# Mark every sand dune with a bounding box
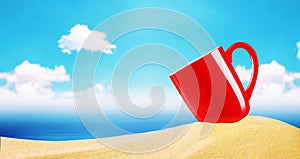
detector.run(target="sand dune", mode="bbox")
[0,116,299,159]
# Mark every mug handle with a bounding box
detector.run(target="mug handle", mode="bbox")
[225,42,259,100]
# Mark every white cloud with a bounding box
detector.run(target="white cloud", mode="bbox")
[0,61,69,97]
[235,65,252,82]
[95,83,104,92]
[0,60,111,114]
[0,61,73,112]
[58,24,116,54]
[235,60,300,112]
[74,83,105,98]
[297,42,300,59]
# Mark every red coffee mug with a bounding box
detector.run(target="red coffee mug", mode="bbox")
[170,42,258,123]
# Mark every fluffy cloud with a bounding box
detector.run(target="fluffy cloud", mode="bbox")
[74,83,105,98]
[58,24,116,54]
[0,61,72,111]
[0,60,110,113]
[235,60,300,112]
[297,42,300,59]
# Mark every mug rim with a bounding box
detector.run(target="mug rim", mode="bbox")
[169,46,221,76]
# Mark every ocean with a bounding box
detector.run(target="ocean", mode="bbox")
[0,112,299,141]
[0,113,196,141]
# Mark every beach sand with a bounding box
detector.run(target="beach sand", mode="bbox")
[0,116,299,159]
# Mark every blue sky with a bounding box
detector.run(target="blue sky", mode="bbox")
[0,0,300,72]
[0,0,300,125]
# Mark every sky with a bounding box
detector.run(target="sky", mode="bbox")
[0,0,300,125]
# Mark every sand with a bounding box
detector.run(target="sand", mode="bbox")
[0,116,299,159]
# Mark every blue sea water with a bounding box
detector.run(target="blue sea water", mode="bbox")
[0,112,299,141]
[0,112,196,141]
[0,114,93,141]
